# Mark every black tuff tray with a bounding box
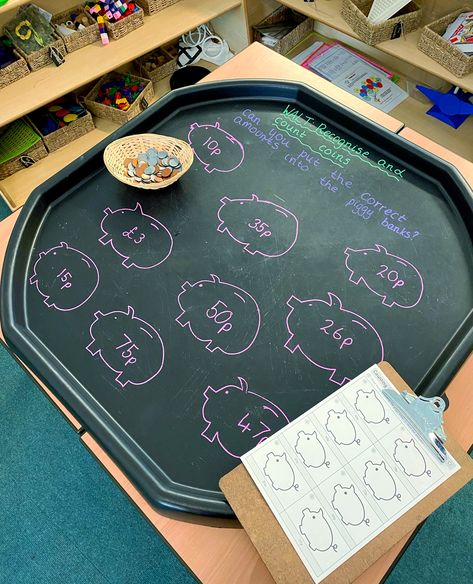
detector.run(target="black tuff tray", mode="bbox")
[1,81,472,517]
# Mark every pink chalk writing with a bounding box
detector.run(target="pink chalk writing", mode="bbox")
[176,274,261,356]
[217,194,299,258]
[201,376,289,458]
[344,244,424,309]
[188,121,245,174]
[284,292,384,386]
[29,241,99,311]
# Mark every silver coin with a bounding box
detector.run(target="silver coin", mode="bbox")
[145,165,155,174]
[157,150,168,159]
[168,157,181,168]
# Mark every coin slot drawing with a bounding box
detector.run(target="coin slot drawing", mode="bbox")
[201,377,289,458]
[331,484,370,526]
[355,388,389,424]
[263,452,299,491]
[344,244,424,309]
[99,202,173,270]
[29,242,100,312]
[86,305,165,387]
[325,409,361,446]
[295,430,330,468]
[299,508,338,552]
[363,460,401,501]
[393,438,431,477]
[188,121,245,174]
[284,292,384,386]
[176,274,261,356]
[216,194,299,258]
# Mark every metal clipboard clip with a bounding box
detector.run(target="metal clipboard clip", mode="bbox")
[382,388,449,463]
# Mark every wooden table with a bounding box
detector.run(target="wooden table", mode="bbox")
[0,43,471,584]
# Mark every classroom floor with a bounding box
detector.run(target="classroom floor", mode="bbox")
[0,199,471,584]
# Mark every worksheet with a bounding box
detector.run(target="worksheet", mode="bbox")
[241,365,460,583]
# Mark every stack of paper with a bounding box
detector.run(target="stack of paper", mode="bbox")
[368,0,411,24]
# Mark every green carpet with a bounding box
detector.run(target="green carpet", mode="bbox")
[0,201,471,584]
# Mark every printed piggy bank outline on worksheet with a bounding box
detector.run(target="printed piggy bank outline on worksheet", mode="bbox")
[263,452,298,491]
[325,410,360,446]
[284,292,384,386]
[99,202,173,270]
[87,305,165,387]
[331,484,369,526]
[355,389,389,424]
[188,121,245,174]
[299,508,337,552]
[29,241,99,311]
[295,430,330,468]
[176,274,261,356]
[201,376,290,458]
[344,244,424,309]
[363,461,400,501]
[217,194,299,258]
[393,438,430,477]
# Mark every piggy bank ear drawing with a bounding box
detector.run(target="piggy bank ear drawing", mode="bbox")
[342,411,348,418]
[282,453,288,460]
[409,438,415,445]
[381,461,387,469]
[302,508,310,517]
[349,485,355,492]
[267,452,275,460]
[395,438,401,445]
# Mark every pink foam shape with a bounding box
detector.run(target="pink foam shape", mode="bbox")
[187,121,245,174]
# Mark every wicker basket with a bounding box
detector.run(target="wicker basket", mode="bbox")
[84,72,154,124]
[104,134,193,190]
[253,6,312,55]
[134,44,178,83]
[6,30,66,72]
[52,5,100,53]
[0,47,30,89]
[341,0,422,45]
[105,6,145,40]
[29,110,95,153]
[0,120,48,180]
[137,0,181,15]
[418,8,473,77]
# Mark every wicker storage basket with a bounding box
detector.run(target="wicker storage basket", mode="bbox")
[134,44,178,83]
[0,46,29,89]
[52,5,100,53]
[104,133,193,190]
[418,8,473,77]
[253,6,312,55]
[137,0,181,15]
[105,6,145,40]
[6,30,66,72]
[84,72,154,124]
[29,110,95,153]
[0,120,48,180]
[341,0,422,45]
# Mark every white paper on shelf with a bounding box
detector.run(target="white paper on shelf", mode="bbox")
[242,365,460,584]
[367,0,411,24]
[292,41,324,65]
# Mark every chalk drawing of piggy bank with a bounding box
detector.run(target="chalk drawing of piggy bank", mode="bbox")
[325,410,360,446]
[393,438,430,477]
[355,389,389,424]
[284,292,384,386]
[217,194,299,258]
[363,461,400,501]
[344,244,424,309]
[201,377,289,458]
[29,241,99,311]
[99,202,173,270]
[295,430,329,468]
[176,274,261,355]
[263,452,298,491]
[87,305,165,387]
[332,484,369,526]
[188,121,244,174]
[299,508,337,552]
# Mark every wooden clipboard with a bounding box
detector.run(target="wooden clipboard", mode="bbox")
[219,362,473,584]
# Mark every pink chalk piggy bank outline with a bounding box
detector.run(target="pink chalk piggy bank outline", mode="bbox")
[284,292,385,386]
[344,244,424,309]
[201,376,290,458]
[99,202,173,270]
[29,241,100,312]
[187,121,245,174]
[86,305,165,387]
[176,274,261,356]
[216,194,300,258]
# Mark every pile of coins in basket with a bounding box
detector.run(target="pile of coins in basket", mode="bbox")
[124,147,182,184]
